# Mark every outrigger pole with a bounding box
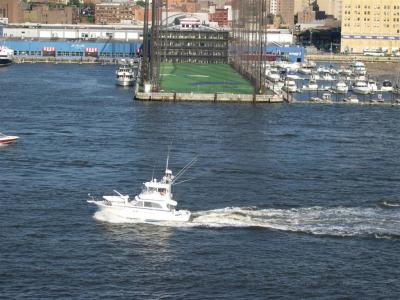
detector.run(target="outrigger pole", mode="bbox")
[173,156,198,184]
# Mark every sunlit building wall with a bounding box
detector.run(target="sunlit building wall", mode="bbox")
[341,0,400,54]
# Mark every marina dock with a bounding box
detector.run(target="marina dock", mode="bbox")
[305,54,400,63]
[135,92,283,103]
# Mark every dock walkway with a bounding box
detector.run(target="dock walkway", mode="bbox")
[305,54,400,63]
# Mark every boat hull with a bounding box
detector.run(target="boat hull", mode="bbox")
[90,201,191,223]
[334,87,349,94]
[381,87,393,92]
[352,88,370,95]
[0,59,13,67]
[116,79,135,86]
[282,86,297,93]
[0,136,19,145]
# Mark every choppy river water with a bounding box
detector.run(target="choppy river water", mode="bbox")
[1,64,400,299]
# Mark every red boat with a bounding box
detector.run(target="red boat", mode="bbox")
[0,132,19,145]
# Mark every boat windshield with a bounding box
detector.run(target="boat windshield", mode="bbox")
[143,186,167,195]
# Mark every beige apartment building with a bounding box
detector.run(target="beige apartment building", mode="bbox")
[341,0,400,54]
[279,0,295,27]
[293,0,308,15]
[318,0,342,20]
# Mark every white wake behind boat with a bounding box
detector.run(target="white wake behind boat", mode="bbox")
[0,132,19,145]
[88,155,195,223]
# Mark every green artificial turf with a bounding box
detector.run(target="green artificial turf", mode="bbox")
[159,63,255,94]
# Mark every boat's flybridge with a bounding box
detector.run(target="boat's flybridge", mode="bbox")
[134,169,178,209]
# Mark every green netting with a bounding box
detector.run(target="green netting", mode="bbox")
[159,63,255,94]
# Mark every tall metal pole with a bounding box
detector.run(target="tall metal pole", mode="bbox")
[150,0,156,81]
[141,0,150,89]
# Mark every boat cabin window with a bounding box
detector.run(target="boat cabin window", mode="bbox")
[144,187,157,193]
[158,188,166,195]
[143,202,162,209]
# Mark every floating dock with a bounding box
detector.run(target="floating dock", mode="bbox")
[292,100,400,106]
[305,54,400,63]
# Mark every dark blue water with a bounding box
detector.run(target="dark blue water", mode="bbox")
[1,64,400,299]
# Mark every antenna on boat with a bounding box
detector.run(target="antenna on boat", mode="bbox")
[165,142,172,171]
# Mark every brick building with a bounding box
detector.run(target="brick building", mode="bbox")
[95,3,121,24]
[209,8,228,27]
[0,0,23,23]
[95,2,142,25]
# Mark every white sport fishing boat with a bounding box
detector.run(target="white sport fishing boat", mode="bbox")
[88,154,195,223]
[0,132,19,145]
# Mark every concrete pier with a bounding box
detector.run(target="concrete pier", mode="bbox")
[135,92,283,103]
[15,57,119,65]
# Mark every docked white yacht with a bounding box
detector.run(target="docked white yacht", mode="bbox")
[352,81,370,94]
[116,64,135,86]
[0,46,14,67]
[265,70,281,82]
[338,66,352,76]
[381,80,393,92]
[368,80,378,93]
[285,70,301,80]
[301,60,316,69]
[282,80,297,93]
[88,156,194,223]
[302,76,318,91]
[298,67,312,75]
[333,81,349,94]
[276,61,300,72]
[321,72,335,81]
[350,61,367,75]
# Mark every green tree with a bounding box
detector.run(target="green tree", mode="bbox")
[136,0,145,7]
[69,0,81,7]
